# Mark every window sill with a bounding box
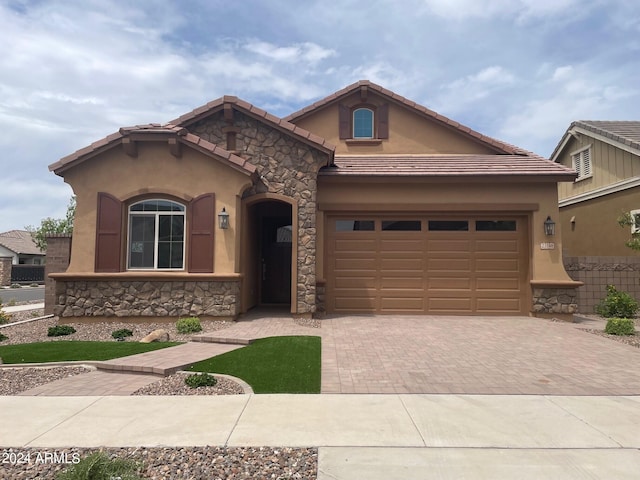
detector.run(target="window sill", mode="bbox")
[345,139,383,146]
[574,174,593,183]
[49,272,243,281]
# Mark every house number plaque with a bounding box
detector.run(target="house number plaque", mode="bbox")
[540,242,555,250]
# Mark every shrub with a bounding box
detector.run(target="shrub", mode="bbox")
[0,332,7,342]
[48,325,77,337]
[185,372,217,388]
[176,316,202,334]
[112,328,134,340]
[595,285,639,319]
[605,318,636,336]
[30,282,39,287]
[0,300,10,325]
[56,451,141,480]
[10,283,21,289]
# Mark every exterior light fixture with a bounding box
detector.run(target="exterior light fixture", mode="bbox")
[544,216,555,236]
[218,207,229,229]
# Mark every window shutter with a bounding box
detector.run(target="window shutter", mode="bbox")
[95,193,122,272]
[338,103,350,139]
[378,103,389,139]
[188,193,215,273]
[583,149,591,176]
[572,153,581,178]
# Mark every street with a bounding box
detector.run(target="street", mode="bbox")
[0,286,44,304]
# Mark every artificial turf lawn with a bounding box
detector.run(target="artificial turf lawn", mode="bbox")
[188,335,321,394]
[0,341,181,364]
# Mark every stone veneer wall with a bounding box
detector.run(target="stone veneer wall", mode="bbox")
[190,111,329,315]
[532,288,578,315]
[0,257,11,287]
[315,281,326,315]
[564,256,640,313]
[54,280,241,319]
[44,235,72,315]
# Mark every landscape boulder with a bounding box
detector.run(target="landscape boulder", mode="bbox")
[139,329,170,343]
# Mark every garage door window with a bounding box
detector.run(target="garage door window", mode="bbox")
[428,220,469,231]
[381,220,421,231]
[336,220,375,231]
[476,220,517,231]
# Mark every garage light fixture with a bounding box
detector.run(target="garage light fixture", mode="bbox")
[544,216,555,236]
[218,207,230,229]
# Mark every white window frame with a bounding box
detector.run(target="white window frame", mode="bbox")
[127,199,186,270]
[571,145,592,182]
[631,209,640,235]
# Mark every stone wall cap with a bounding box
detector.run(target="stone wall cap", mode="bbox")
[530,280,584,288]
[49,272,243,281]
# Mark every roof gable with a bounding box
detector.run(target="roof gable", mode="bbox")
[49,124,257,177]
[170,96,335,156]
[551,120,640,162]
[285,80,526,156]
[0,230,43,255]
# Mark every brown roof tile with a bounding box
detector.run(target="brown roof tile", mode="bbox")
[550,120,640,161]
[320,154,576,180]
[284,80,526,155]
[0,230,43,255]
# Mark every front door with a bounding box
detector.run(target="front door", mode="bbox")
[261,216,292,304]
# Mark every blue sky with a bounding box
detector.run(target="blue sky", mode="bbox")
[1,0,638,233]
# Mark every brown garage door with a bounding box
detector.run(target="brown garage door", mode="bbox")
[326,216,528,315]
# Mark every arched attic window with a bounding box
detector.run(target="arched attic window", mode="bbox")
[353,108,374,138]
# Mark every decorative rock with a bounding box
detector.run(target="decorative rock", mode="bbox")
[140,329,170,343]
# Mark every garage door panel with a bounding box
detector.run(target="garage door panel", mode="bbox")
[428,258,471,272]
[476,239,519,253]
[335,277,377,289]
[476,277,520,291]
[334,238,377,252]
[428,297,473,312]
[381,258,424,270]
[380,239,423,252]
[476,298,521,313]
[381,277,423,289]
[380,297,425,311]
[427,239,470,252]
[334,297,378,311]
[334,258,376,270]
[475,259,519,272]
[428,277,472,291]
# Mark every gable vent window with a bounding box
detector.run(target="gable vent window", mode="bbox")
[572,146,592,181]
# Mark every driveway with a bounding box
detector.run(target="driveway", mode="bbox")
[224,313,640,395]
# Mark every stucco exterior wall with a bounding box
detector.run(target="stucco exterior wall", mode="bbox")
[62,142,253,274]
[293,98,498,155]
[560,187,640,257]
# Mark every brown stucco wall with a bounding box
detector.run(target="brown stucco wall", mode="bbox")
[293,97,498,155]
[560,187,640,257]
[62,142,253,274]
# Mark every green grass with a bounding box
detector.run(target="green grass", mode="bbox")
[0,341,180,364]
[188,336,321,394]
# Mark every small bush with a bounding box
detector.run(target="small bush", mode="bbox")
[10,283,21,288]
[0,332,7,342]
[112,328,134,340]
[596,285,639,319]
[176,316,202,334]
[605,318,636,336]
[56,451,142,480]
[6,298,16,307]
[0,300,10,325]
[30,282,39,287]
[185,372,217,389]
[48,325,77,337]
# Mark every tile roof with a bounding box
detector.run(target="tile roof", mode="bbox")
[170,96,335,155]
[0,230,43,255]
[49,124,256,177]
[284,80,526,156]
[320,154,576,180]
[550,120,640,161]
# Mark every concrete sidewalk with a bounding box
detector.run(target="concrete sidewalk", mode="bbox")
[1,394,639,478]
[2,302,44,313]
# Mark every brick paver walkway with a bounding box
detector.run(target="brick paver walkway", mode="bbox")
[13,313,640,396]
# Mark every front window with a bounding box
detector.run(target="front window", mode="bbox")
[128,199,185,269]
[353,108,374,138]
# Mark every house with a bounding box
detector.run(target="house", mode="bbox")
[0,230,45,265]
[551,121,640,312]
[47,80,580,321]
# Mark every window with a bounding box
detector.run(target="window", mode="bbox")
[128,199,185,269]
[572,146,592,181]
[428,220,469,231]
[476,220,517,231]
[353,108,374,138]
[336,220,375,231]
[381,220,421,231]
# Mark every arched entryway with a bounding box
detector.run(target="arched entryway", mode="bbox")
[242,197,295,312]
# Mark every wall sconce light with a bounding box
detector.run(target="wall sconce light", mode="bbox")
[218,207,229,229]
[544,216,555,236]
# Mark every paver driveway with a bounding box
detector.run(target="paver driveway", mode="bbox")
[217,313,640,395]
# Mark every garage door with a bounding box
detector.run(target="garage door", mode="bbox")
[326,216,528,315]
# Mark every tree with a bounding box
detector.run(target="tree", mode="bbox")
[617,211,640,251]
[26,196,76,251]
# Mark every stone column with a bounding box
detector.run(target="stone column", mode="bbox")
[45,235,72,315]
[0,257,11,287]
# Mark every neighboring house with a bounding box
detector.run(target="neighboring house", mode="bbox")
[48,80,579,321]
[551,121,640,312]
[0,230,45,264]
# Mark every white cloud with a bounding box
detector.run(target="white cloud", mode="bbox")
[422,0,582,22]
[244,41,336,65]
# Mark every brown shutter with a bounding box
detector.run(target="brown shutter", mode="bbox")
[338,103,350,139]
[95,193,122,272]
[188,193,215,273]
[378,103,389,139]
